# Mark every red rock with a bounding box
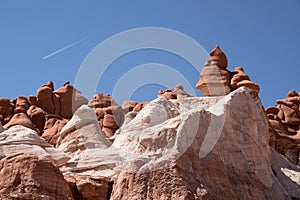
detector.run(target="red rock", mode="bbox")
[36,81,55,114]
[64,174,112,200]
[27,95,37,105]
[42,114,68,146]
[158,88,177,99]
[196,46,232,96]
[267,90,300,164]
[230,67,250,89]
[0,98,13,125]
[14,96,30,113]
[88,93,117,108]
[122,100,138,113]
[27,105,46,134]
[133,102,149,112]
[55,81,88,119]
[103,114,118,129]
[95,108,105,120]
[3,113,36,131]
[0,153,73,199]
[101,126,116,138]
[209,45,228,68]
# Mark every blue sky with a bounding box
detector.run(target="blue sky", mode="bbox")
[0,1,299,108]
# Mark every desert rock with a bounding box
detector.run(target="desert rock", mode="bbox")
[0,125,69,166]
[3,112,36,131]
[196,45,232,96]
[54,81,88,119]
[0,98,14,125]
[0,153,73,199]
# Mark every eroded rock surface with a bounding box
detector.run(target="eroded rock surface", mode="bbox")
[196,45,232,96]
[111,87,295,199]
[267,90,300,165]
[0,153,73,200]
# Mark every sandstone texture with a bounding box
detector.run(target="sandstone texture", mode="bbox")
[0,58,299,199]
[196,45,260,97]
[88,93,124,138]
[267,90,300,165]
[110,87,299,200]
[0,153,73,200]
[196,45,232,96]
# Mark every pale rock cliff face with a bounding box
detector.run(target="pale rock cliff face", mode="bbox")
[0,125,69,166]
[110,87,298,200]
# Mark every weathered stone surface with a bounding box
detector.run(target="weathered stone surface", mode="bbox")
[0,125,69,166]
[14,96,29,113]
[196,45,232,96]
[27,105,46,134]
[56,105,111,156]
[42,114,68,146]
[36,81,55,114]
[267,90,300,165]
[0,153,73,200]
[110,87,299,199]
[4,112,37,131]
[88,94,124,138]
[54,81,88,119]
[122,100,138,113]
[133,102,149,112]
[64,174,112,200]
[158,88,177,99]
[209,45,228,68]
[0,98,13,125]
[88,93,117,109]
[230,67,260,95]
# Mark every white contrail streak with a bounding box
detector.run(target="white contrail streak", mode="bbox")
[43,37,87,59]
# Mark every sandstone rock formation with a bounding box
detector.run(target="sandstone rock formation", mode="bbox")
[267,90,300,164]
[0,153,73,199]
[110,87,299,199]
[88,93,124,138]
[0,125,69,166]
[54,81,88,119]
[0,84,299,199]
[0,98,13,125]
[158,88,177,99]
[122,100,138,114]
[196,45,232,96]
[231,67,260,95]
[196,46,260,97]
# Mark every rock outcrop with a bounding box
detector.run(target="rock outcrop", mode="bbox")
[0,125,69,166]
[0,153,73,199]
[110,87,299,199]
[196,45,232,96]
[267,90,300,165]
[88,93,124,138]
[231,67,260,95]
[196,45,260,97]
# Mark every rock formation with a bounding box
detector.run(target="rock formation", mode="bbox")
[196,45,232,96]
[0,125,69,166]
[0,98,14,125]
[231,67,260,95]
[0,45,299,199]
[0,153,73,199]
[110,87,299,199]
[196,45,260,97]
[267,90,300,164]
[88,93,124,138]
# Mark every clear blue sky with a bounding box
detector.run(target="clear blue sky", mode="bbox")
[1,1,299,108]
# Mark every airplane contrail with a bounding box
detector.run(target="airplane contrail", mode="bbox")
[43,37,87,59]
